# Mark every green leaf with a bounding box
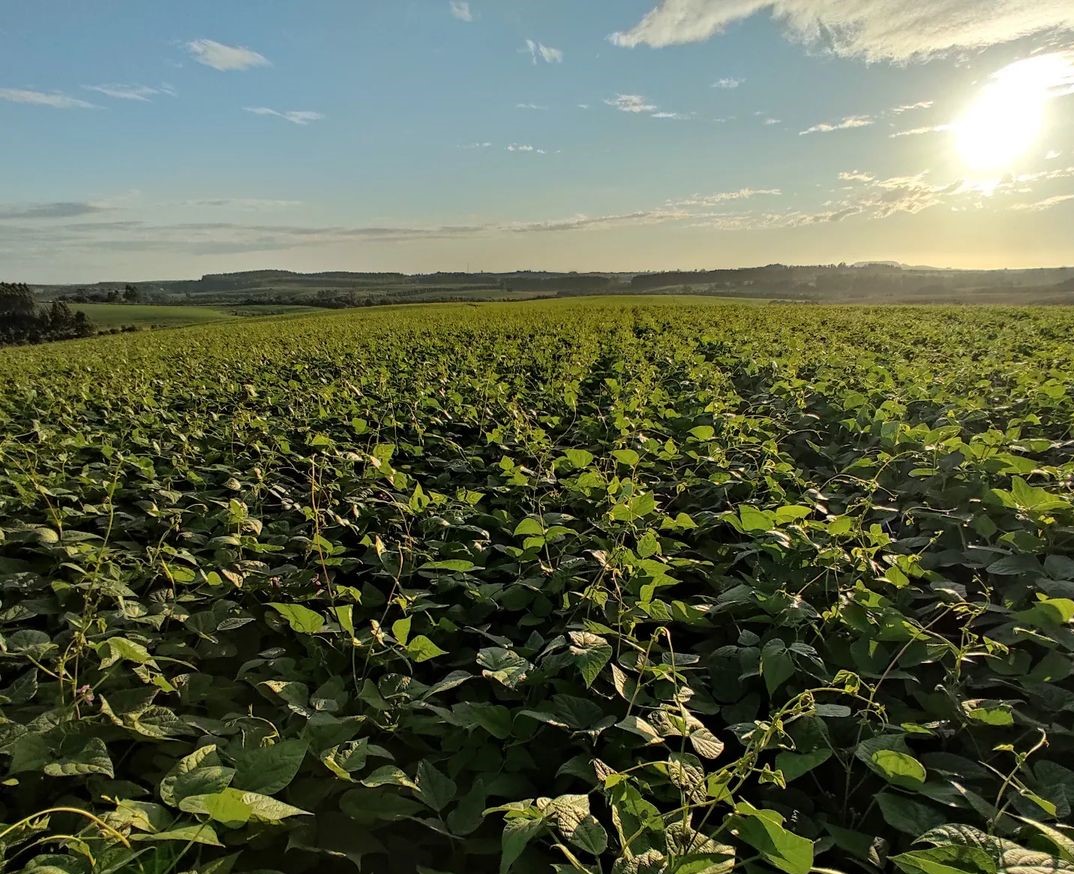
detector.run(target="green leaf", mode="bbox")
[513,518,545,536]
[361,765,418,790]
[180,789,253,828]
[131,823,225,847]
[962,700,1015,727]
[42,736,114,778]
[415,759,457,812]
[420,559,478,573]
[739,505,774,532]
[567,631,612,688]
[455,702,513,739]
[96,636,155,668]
[477,647,531,688]
[392,616,412,645]
[731,802,814,874]
[1016,598,1074,628]
[408,634,447,663]
[875,793,946,835]
[870,749,928,789]
[230,739,307,795]
[500,814,545,874]
[563,448,594,469]
[892,846,997,874]
[762,640,795,695]
[775,749,831,783]
[267,602,325,634]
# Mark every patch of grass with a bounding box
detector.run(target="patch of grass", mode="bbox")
[73,303,233,328]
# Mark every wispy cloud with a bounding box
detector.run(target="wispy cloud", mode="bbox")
[608,0,1074,62]
[460,141,493,149]
[244,107,324,125]
[838,170,875,183]
[0,201,107,220]
[525,40,563,64]
[516,102,548,110]
[83,83,172,102]
[605,94,657,114]
[604,93,692,119]
[763,117,781,125]
[174,198,302,210]
[889,123,950,138]
[712,77,744,89]
[799,114,874,135]
[891,100,934,114]
[507,143,547,154]
[668,187,782,207]
[449,1,473,21]
[1012,193,1074,211]
[0,88,96,109]
[186,39,270,71]
[1045,150,1062,160]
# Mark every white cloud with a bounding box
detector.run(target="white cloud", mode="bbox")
[670,187,782,207]
[763,117,782,125]
[605,93,658,113]
[186,39,270,71]
[892,100,934,114]
[0,88,96,109]
[608,0,1074,61]
[1045,149,1062,160]
[516,102,548,110]
[507,143,547,154]
[244,107,324,125]
[525,40,564,64]
[460,141,493,149]
[604,93,692,118]
[1012,193,1074,211]
[712,77,744,88]
[838,170,875,182]
[449,1,473,22]
[889,123,950,138]
[83,83,169,102]
[578,103,590,109]
[799,114,874,135]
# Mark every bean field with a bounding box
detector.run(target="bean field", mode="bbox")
[1,299,1073,874]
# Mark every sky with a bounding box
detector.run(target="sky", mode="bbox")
[2,0,1074,282]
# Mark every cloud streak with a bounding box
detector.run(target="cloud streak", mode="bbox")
[604,93,691,119]
[186,39,270,71]
[525,40,563,64]
[244,107,325,125]
[0,88,96,109]
[0,202,107,220]
[799,114,874,135]
[83,83,171,102]
[609,0,1074,61]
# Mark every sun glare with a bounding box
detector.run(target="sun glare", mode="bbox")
[952,53,1073,175]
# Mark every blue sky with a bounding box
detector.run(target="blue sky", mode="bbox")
[2,0,1074,281]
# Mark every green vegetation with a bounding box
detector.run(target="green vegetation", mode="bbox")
[1,282,93,346]
[71,303,235,328]
[1,299,1073,874]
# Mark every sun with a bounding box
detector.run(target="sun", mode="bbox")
[952,54,1071,174]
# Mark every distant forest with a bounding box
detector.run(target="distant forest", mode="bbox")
[28,262,1074,309]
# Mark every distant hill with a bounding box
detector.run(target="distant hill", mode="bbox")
[29,263,1074,307]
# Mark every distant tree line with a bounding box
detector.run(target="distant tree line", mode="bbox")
[57,284,142,304]
[1,282,95,345]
